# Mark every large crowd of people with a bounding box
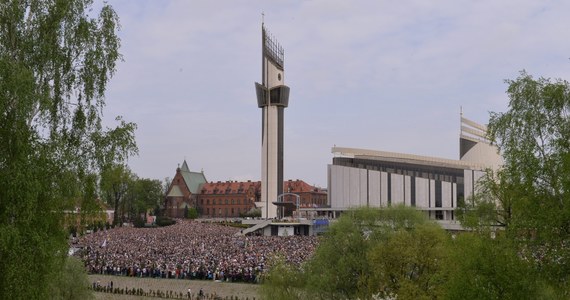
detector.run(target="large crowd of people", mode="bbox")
[73,220,319,283]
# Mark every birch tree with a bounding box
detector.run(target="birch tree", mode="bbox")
[0,1,136,297]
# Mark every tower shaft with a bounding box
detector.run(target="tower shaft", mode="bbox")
[255,24,290,219]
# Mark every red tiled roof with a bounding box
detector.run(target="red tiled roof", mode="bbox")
[199,179,324,194]
[284,179,325,193]
[200,180,260,194]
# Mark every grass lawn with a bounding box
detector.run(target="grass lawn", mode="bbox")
[89,274,259,299]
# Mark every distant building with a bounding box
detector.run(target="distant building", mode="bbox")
[163,160,326,219]
[279,180,328,218]
[163,160,207,218]
[327,115,502,229]
[197,180,261,218]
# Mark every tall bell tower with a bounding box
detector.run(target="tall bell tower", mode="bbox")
[254,23,290,219]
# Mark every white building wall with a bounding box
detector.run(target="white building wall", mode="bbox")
[349,167,360,207]
[473,170,485,194]
[442,181,452,208]
[328,165,335,206]
[404,176,412,206]
[360,169,368,206]
[327,140,499,225]
[452,182,457,208]
[328,165,336,207]
[415,177,429,208]
[391,174,404,205]
[381,172,388,207]
[343,166,351,208]
[333,165,340,208]
[369,170,381,207]
[464,169,473,200]
[461,141,502,171]
[429,180,436,208]
[330,165,344,208]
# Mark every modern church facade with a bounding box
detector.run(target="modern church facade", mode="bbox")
[327,115,502,228]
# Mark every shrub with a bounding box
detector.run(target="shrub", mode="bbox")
[49,257,94,299]
[133,216,145,228]
[155,216,176,227]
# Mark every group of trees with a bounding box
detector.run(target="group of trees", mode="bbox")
[261,206,450,300]
[261,206,513,300]
[99,164,163,226]
[262,208,558,300]
[0,0,140,298]
[262,71,570,299]
[456,71,570,297]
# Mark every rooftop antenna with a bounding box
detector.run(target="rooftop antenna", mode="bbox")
[262,11,265,24]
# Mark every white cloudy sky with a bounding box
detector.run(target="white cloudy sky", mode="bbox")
[96,0,570,187]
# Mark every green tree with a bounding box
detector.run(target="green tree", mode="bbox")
[186,206,199,219]
[262,206,449,300]
[49,257,94,300]
[459,70,570,297]
[365,223,448,300]
[455,170,517,231]
[0,1,134,297]
[260,255,306,300]
[78,172,104,229]
[100,163,134,226]
[488,71,570,290]
[132,178,163,217]
[162,177,171,195]
[443,233,539,300]
[303,208,379,300]
[113,176,162,224]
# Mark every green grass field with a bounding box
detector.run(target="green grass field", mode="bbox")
[89,274,259,299]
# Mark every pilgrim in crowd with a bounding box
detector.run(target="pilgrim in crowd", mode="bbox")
[74,220,319,283]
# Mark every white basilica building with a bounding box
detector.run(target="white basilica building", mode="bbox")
[327,115,502,230]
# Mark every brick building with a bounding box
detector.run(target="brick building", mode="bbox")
[164,161,327,219]
[281,179,328,216]
[164,160,207,218]
[196,179,327,218]
[197,180,261,218]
